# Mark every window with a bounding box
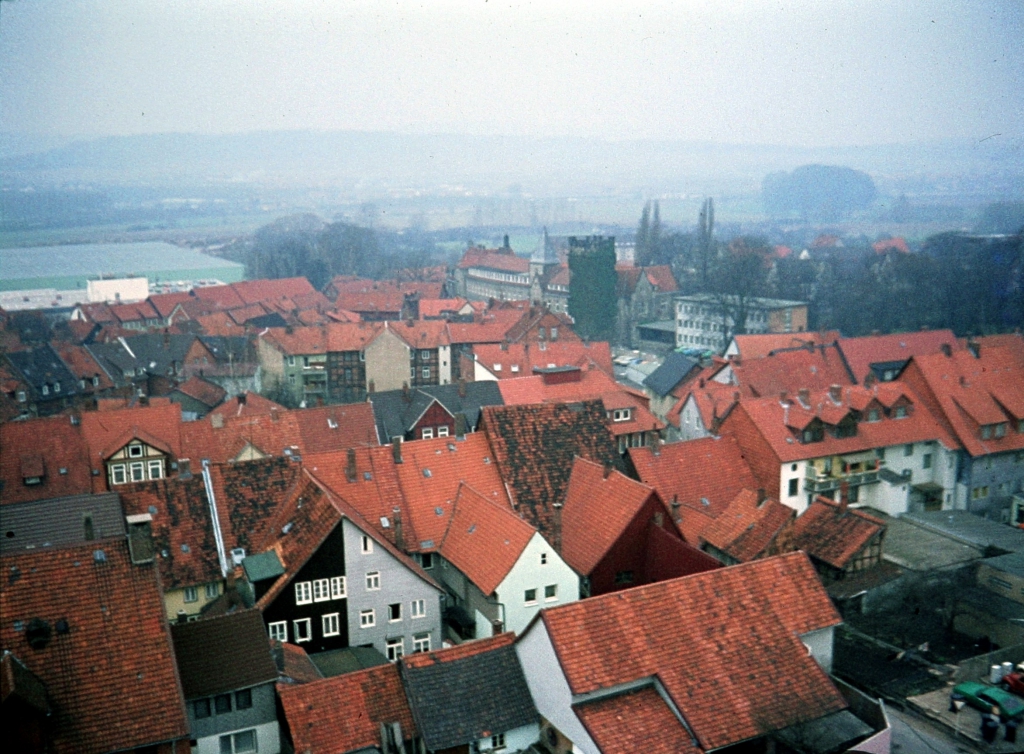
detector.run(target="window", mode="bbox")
[540,552,547,565]
[313,578,331,602]
[923,453,933,469]
[981,425,992,440]
[361,534,373,554]
[904,443,914,457]
[421,350,430,359]
[205,582,220,599]
[322,613,340,637]
[330,576,346,599]
[386,637,404,662]
[16,390,26,402]
[421,427,434,440]
[295,581,312,604]
[612,408,632,422]
[366,571,380,590]
[194,698,211,719]
[293,618,312,643]
[389,603,402,622]
[437,425,449,437]
[544,584,558,601]
[972,486,989,500]
[215,693,232,714]
[268,621,287,642]
[288,356,296,366]
[550,327,558,341]
[419,553,434,569]
[128,444,144,458]
[413,633,431,653]
[219,730,257,754]
[421,367,431,379]
[867,408,880,422]
[614,571,634,585]
[111,464,127,485]
[876,447,886,461]
[235,689,252,710]
[524,589,538,605]
[894,405,907,419]
[491,733,506,750]
[788,478,799,497]
[41,384,49,396]
[92,375,100,386]
[360,608,375,627]
[411,599,426,618]
[995,423,1007,438]
[183,586,198,603]
[147,460,163,479]
[130,462,145,482]
[53,382,61,393]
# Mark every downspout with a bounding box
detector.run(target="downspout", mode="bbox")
[201,459,230,578]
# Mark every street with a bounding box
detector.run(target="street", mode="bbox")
[889,706,984,754]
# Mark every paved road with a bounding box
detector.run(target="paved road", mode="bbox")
[889,706,982,754]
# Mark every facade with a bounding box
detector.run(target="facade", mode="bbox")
[454,233,569,312]
[615,264,678,347]
[675,293,808,353]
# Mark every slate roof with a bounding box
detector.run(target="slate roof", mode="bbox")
[401,633,537,751]
[643,352,699,398]
[561,457,667,576]
[789,497,885,570]
[439,485,537,596]
[87,333,209,382]
[481,401,624,547]
[837,329,960,384]
[699,489,795,563]
[0,541,190,754]
[242,549,285,583]
[271,640,323,684]
[170,610,278,699]
[278,663,416,754]
[574,686,700,754]
[5,344,80,398]
[370,381,504,441]
[0,493,124,556]
[539,552,845,752]
[0,415,93,504]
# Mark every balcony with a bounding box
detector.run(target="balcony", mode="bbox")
[805,467,880,493]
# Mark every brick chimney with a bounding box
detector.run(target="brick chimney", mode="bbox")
[346,448,357,483]
[392,436,403,464]
[392,507,404,550]
[670,494,681,522]
[839,481,849,513]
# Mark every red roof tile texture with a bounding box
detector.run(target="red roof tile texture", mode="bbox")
[474,341,613,378]
[789,497,885,570]
[457,247,530,273]
[541,552,845,751]
[575,686,700,754]
[729,331,842,360]
[715,343,855,398]
[838,329,961,384]
[173,375,227,407]
[699,489,795,563]
[0,542,190,754]
[402,630,516,670]
[439,485,537,595]
[0,416,93,504]
[278,663,416,754]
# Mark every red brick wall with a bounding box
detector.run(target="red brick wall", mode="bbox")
[413,401,456,439]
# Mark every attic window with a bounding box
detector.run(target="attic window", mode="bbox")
[867,409,880,422]
[423,469,432,478]
[981,425,992,439]
[893,406,907,419]
[363,471,372,481]
[128,444,144,458]
[493,364,502,371]
[994,423,1007,438]
[802,427,824,443]
[327,418,338,429]
[612,409,632,422]
[511,365,520,372]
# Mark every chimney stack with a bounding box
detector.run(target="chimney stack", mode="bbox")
[346,448,357,483]
[940,343,952,357]
[392,436,403,464]
[670,495,681,522]
[393,507,404,550]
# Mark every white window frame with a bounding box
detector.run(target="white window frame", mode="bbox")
[128,444,145,458]
[413,633,430,653]
[295,581,312,605]
[204,582,220,599]
[491,733,506,750]
[129,461,146,482]
[313,578,331,602]
[386,637,405,662]
[322,612,340,637]
[524,588,537,606]
[361,534,373,554]
[220,730,258,754]
[421,427,434,439]
[293,618,312,643]
[411,599,426,618]
[330,576,346,599]
[422,367,431,379]
[110,464,127,485]
[366,571,381,590]
[183,586,198,603]
[437,425,450,437]
[268,621,287,642]
[147,459,164,480]
[360,608,375,627]
[421,350,430,359]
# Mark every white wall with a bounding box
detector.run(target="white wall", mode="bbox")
[515,622,598,754]
[498,533,579,637]
[474,357,499,381]
[800,626,835,673]
[477,723,541,753]
[87,276,149,303]
[679,395,711,441]
[439,345,452,385]
[779,460,810,513]
[195,721,280,754]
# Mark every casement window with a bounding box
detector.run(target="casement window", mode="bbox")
[361,534,373,554]
[788,478,799,497]
[612,409,631,422]
[389,603,402,622]
[130,462,146,482]
[411,599,426,618]
[268,621,287,642]
[295,581,312,605]
[293,618,312,643]
[995,423,1007,438]
[867,408,880,422]
[544,584,558,601]
[419,553,434,569]
[330,576,346,599]
[524,589,537,605]
[437,425,449,437]
[204,582,220,599]
[41,384,50,396]
[235,689,252,710]
[219,730,257,754]
[128,444,144,458]
[16,390,26,402]
[421,427,434,440]
[360,608,375,627]
[491,733,507,750]
[386,637,404,662]
[421,350,430,359]
[366,571,380,590]
[111,464,128,485]
[215,693,232,714]
[147,460,164,479]
[422,367,431,379]
[288,356,296,366]
[922,453,933,469]
[540,553,548,565]
[322,613,340,637]
[313,578,331,602]
[183,586,198,603]
[904,444,914,457]
[194,699,211,719]
[894,406,907,419]
[413,633,431,653]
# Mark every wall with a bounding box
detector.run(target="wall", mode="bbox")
[515,622,599,754]
[780,460,810,514]
[588,497,667,596]
[977,561,1024,606]
[498,533,580,637]
[719,404,785,502]
[87,276,149,303]
[195,721,280,754]
[188,684,278,745]
[164,580,224,621]
[342,519,443,658]
[800,626,835,674]
[365,327,411,393]
[965,450,1024,521]
[476,723,541,754]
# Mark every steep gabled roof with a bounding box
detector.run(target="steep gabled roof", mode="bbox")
[370,381,504,441]
[0,416,92,504]
[171,610,278,699]
[838,329,960,384]
[457,247,530,273]
[575,686,700,754]
[231,277,316,305]
[714,343,855,398]
[79,400,184,468]
[644,265,678,293]
[171,375,227,408]
[5,344,80,397]
[482,401,623,546]
[278,663,416,754]
[439,485,537,596]
[729,331,842,360]
[561,457,667,576]
[474,341,613,379]
[206,392,286,421]
[401,633,537,751]
[699,489,795,563]
[539,552,845,752]
[643,352,699,398]
[0,541,190,753]
[789,497,885,570]
[389,319,450,349]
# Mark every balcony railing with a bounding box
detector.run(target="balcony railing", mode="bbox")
[805,469,880,493]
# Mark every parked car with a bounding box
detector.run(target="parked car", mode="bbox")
[1002,670,1024,697]
[952,681,1024,721]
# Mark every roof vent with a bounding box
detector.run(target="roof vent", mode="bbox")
[434,507,444,516]
[93,549,107,564]
[230,547,246,565]
[282,522,294,535]
[380,517,391,528]
[423,469,432,478]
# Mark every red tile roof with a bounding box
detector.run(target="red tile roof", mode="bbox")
[439,485,537,596]
[575,686,700,754]
[232,277,316,305]
[0,541,190,753]
[402,631,515,668]
[193,311,247,336]
[52,344,116,392]
[389,319,451,349]
[644,265,678,293]
[474,341,613,378]
[207,392,286,421]
[715,343,855,398]
[457,247,530,273]
[540,552,845,751]
[418,298,470,319]
[79,401,184,473]
[446,321,515,345]
[274,640,323,684]
[148,291,193,319]
[789,497,885,570]
[173,375,227,408]
[838,329,961,384]
[729,331,842,360]
[336,290,407,315]
[0,416,92,504]
[206,459,304,556]
[873,237,910,254]
[278,663,416,754]
[629,436,759,521]
[108,300,161,324]
[190,284,246,310]
[699,489,795,563]
[561,458,666,576]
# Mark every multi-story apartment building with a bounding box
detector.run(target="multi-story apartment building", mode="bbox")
[675,293,808,353]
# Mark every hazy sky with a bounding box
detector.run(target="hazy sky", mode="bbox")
[1,0,1021,147]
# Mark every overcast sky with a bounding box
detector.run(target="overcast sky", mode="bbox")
[1,0,1021,147]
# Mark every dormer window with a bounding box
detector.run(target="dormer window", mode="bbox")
[612,409,632,422]
[53,382,60,393]
[994,423,1007,438]
[128,444,144,458]
[893,406,907,419]
[41,384,50,396]
[802,425,824,443]
[981,425,992,440]
[867,409,880,422]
